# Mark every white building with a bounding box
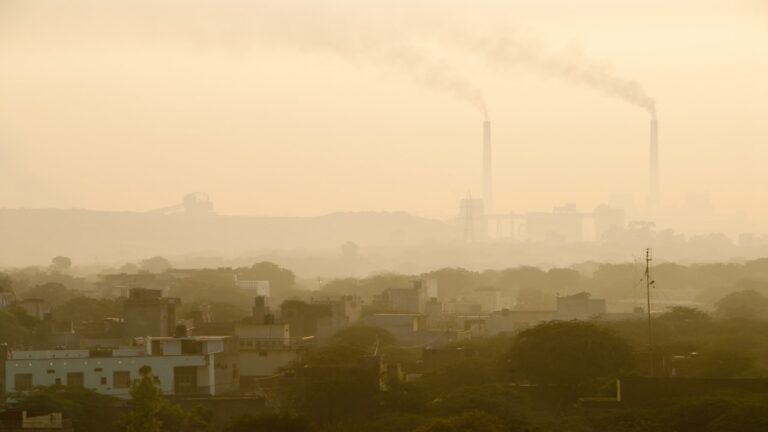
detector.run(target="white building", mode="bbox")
[2,336,238,399]
[0,292,16,309]
[235,322,303,391]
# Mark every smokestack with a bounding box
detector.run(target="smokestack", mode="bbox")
[649,112,659,209]
[483,120,492,213]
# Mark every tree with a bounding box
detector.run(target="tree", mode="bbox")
[715,290,768,320]
[0,307,32,345]
[224,413,315,432]
[330,325,397,350]
[127,366,164,432]
[53,297,122,324]
[0,272,12,292]
[239,262,295,291]
[508,321,633,397]
[13,385,120,432]
[658,306,710,323]
[125,366,212,432]
[413,411,506,432]
[140,256,172,274]
[51,256,72,272]
[21,282,76,307]
[430,385,529,430]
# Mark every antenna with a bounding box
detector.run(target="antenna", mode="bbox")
[645,248,655,376]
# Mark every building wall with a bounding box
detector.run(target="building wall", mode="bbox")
[362,314,423,344]
[4,337,237,398]
[124,301,170,338]
[235,323,289,342]
[4,352,207,398]
[239,350,298,378]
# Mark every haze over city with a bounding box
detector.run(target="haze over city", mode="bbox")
[5,4,768,431]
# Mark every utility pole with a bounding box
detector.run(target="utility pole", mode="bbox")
[645,248,655,377]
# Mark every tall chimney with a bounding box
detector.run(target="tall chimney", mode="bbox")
[649,112,659,209]
[483,120,492,213]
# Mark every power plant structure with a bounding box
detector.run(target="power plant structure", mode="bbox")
[482,120,492,213]
[463,108,658,242]
[649,110,659,210]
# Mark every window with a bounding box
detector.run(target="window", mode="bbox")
[113,371,131,389]
[67,372,84,388]
[100,377,107,385]
[55,378,62,385]
[14,374,32,391]
[259,352,268,357]
[46,369,55,374]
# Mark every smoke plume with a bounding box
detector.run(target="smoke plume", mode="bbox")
[454,34,655,115]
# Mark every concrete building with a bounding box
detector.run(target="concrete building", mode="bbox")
[557,292,607,319]
[525,204,583,242]
[280,295,361,343]
[98,273,172,298]
[0,292,16,309]
[373,281,423,313]
[475,286,501,313]
[485,292,607,335]
[235,277,270,296]
[18,298,51,320]
[445,302,483,315]
[235,321,303,391]
[2,336,238,399]
[123,288,180,339]
[362,314,429,346]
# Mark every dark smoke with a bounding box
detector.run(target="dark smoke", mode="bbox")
[455,34,655,115]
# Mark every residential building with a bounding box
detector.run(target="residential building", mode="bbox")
[2,336,238,399]
[557,292,607,319]
[236,321,303,391]
[123,288,180,338]
[0,292,15,309]
[373,281,423,313]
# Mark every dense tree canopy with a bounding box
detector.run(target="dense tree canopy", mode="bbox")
[509,321,633,392]
[715,290,768,320]
[224,413,315,432]
[413,412,506,432]
[13,386,119,432]
[329,325,397,351]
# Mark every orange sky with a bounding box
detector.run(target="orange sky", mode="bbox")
[1,0,766,222]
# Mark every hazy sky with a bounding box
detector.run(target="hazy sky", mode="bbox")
[1,0,767,220]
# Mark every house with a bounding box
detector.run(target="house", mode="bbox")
[556,292,606,319]
[235,321,304,391]
[1,336,238,399]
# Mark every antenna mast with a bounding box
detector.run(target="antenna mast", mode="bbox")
[645,248,654,377]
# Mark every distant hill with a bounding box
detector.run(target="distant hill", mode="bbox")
[0,208,455,266]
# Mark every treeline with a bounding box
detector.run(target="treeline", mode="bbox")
[321,258,768,311]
